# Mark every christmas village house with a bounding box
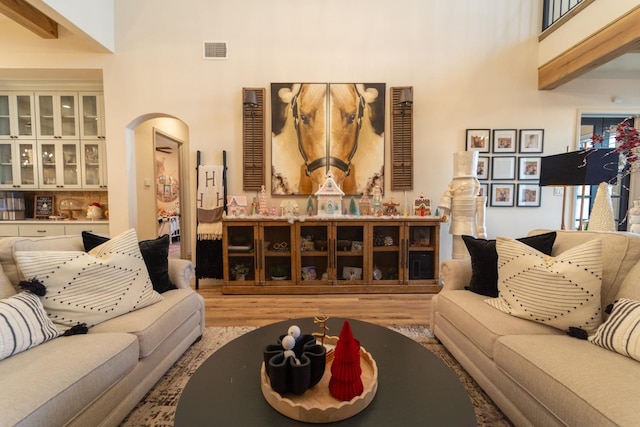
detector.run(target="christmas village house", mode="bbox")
[315,171,345,216]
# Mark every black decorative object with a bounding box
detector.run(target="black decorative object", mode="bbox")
[263,333,326,395]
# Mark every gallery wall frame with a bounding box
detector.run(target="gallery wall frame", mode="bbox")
[519,129,544,153]
[477,156,490,180]
[492,129,517,153]
[491,156,516,180]
[490,183,515,207]
[465,129,491,152]
[517,183,541,207]
[518,156,541,180]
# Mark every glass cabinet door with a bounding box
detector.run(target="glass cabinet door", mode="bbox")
[0,95,9,138]
[263,223,293,284]
[37,95,55,138]
[335,222,365,284]
[370,222,403,283]
[17,142,37,187]
[59,95,78,138]
[0,142,13,185]
[39,141,80,188]
[225,223,257,284]
[406,223,436,283]
[80,93,105,139]
[36,93,78,139]
[81,141,107,188]
[0,141,37,189]
[15,95,34,137]
[297,222,331,284]
[0,94,34,139]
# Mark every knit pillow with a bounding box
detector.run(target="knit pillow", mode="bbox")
[462,232,557,297]
[485,237,603,333]
[589,298,640,362]
[15,228,163,328]
[0,291,59,360]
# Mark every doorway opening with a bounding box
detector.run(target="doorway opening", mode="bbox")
[154,129,183,257]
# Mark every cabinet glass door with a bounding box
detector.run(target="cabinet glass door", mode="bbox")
[335,222,365,283]
[406,223,436,282]
[371,223,402,283]
[62,143,79,186]
[18,143,36,187]
[16,95,34,137]
[82,141,104,187]
[263,223,293,284]
[0,96,9,137]
[59,95,77,138]
[37,95,55,137]
[0,142,13,185]
[298,222,331,284]
[226,224,257,284]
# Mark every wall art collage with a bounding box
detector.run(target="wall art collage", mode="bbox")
[465,128,544,208]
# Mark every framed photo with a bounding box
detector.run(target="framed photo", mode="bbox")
[519,129,544,153]
[490,183,515,207]
[477,156,490,180]
[479,183,489,205]
[517,183,541,207]
[466,129,490,152]
[491,156,516,180]
[492,129,517,153]
[518,156,541,180]
[34,195,54,218]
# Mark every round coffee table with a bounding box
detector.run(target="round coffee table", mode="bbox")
[175,318,476,426]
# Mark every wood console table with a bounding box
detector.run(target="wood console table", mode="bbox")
[222,216,440,294]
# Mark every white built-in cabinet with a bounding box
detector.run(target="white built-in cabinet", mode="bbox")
[0,91,107,190]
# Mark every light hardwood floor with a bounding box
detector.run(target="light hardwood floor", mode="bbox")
[196,282,433,327]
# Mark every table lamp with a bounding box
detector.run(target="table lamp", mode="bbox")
[539,148,617,230]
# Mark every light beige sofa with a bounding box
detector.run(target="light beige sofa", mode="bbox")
[431,230,640,427]
[0,235,204,427]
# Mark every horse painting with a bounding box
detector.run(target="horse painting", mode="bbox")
[271,83,385,195]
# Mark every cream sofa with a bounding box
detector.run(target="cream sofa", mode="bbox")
[0,235,204,427]
[431,230,640,427]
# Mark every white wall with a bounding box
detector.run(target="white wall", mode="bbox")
[1,0,640,260]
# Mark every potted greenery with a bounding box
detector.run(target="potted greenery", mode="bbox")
[231,263,250,281]
[270,263,289,280]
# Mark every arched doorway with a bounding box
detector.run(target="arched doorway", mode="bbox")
[126,114,192,259]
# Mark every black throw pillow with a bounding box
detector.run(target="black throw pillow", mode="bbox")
[462,231,557,298]
[82,232,177,293]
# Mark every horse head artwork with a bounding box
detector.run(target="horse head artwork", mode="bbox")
[271,83,385,195]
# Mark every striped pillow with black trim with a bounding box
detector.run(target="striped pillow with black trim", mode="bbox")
[589,298,640,362]
[0,292,60,360]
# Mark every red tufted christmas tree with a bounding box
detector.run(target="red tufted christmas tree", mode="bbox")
[329,320,363,401]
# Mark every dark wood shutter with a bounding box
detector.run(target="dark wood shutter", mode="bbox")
[390,86,414,190]
[242,87,265,191]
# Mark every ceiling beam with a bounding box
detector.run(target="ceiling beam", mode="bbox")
[0,0,58,39]
[538,5,640,90]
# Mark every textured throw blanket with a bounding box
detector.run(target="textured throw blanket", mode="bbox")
[196,165,224,240]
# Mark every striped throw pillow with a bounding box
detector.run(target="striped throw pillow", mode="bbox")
[589,298,640,361]
[15,228,163,328]
[0,292,59,360]
[485,236,603,333]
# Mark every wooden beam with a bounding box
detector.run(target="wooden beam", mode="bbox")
[538,6,640,90]
[0,0,58,39]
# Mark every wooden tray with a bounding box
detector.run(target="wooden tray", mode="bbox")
[260,336,378,423]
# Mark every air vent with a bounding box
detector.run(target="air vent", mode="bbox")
[203,41,228,59]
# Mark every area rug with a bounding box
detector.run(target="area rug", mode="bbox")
[119,326,512,426]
